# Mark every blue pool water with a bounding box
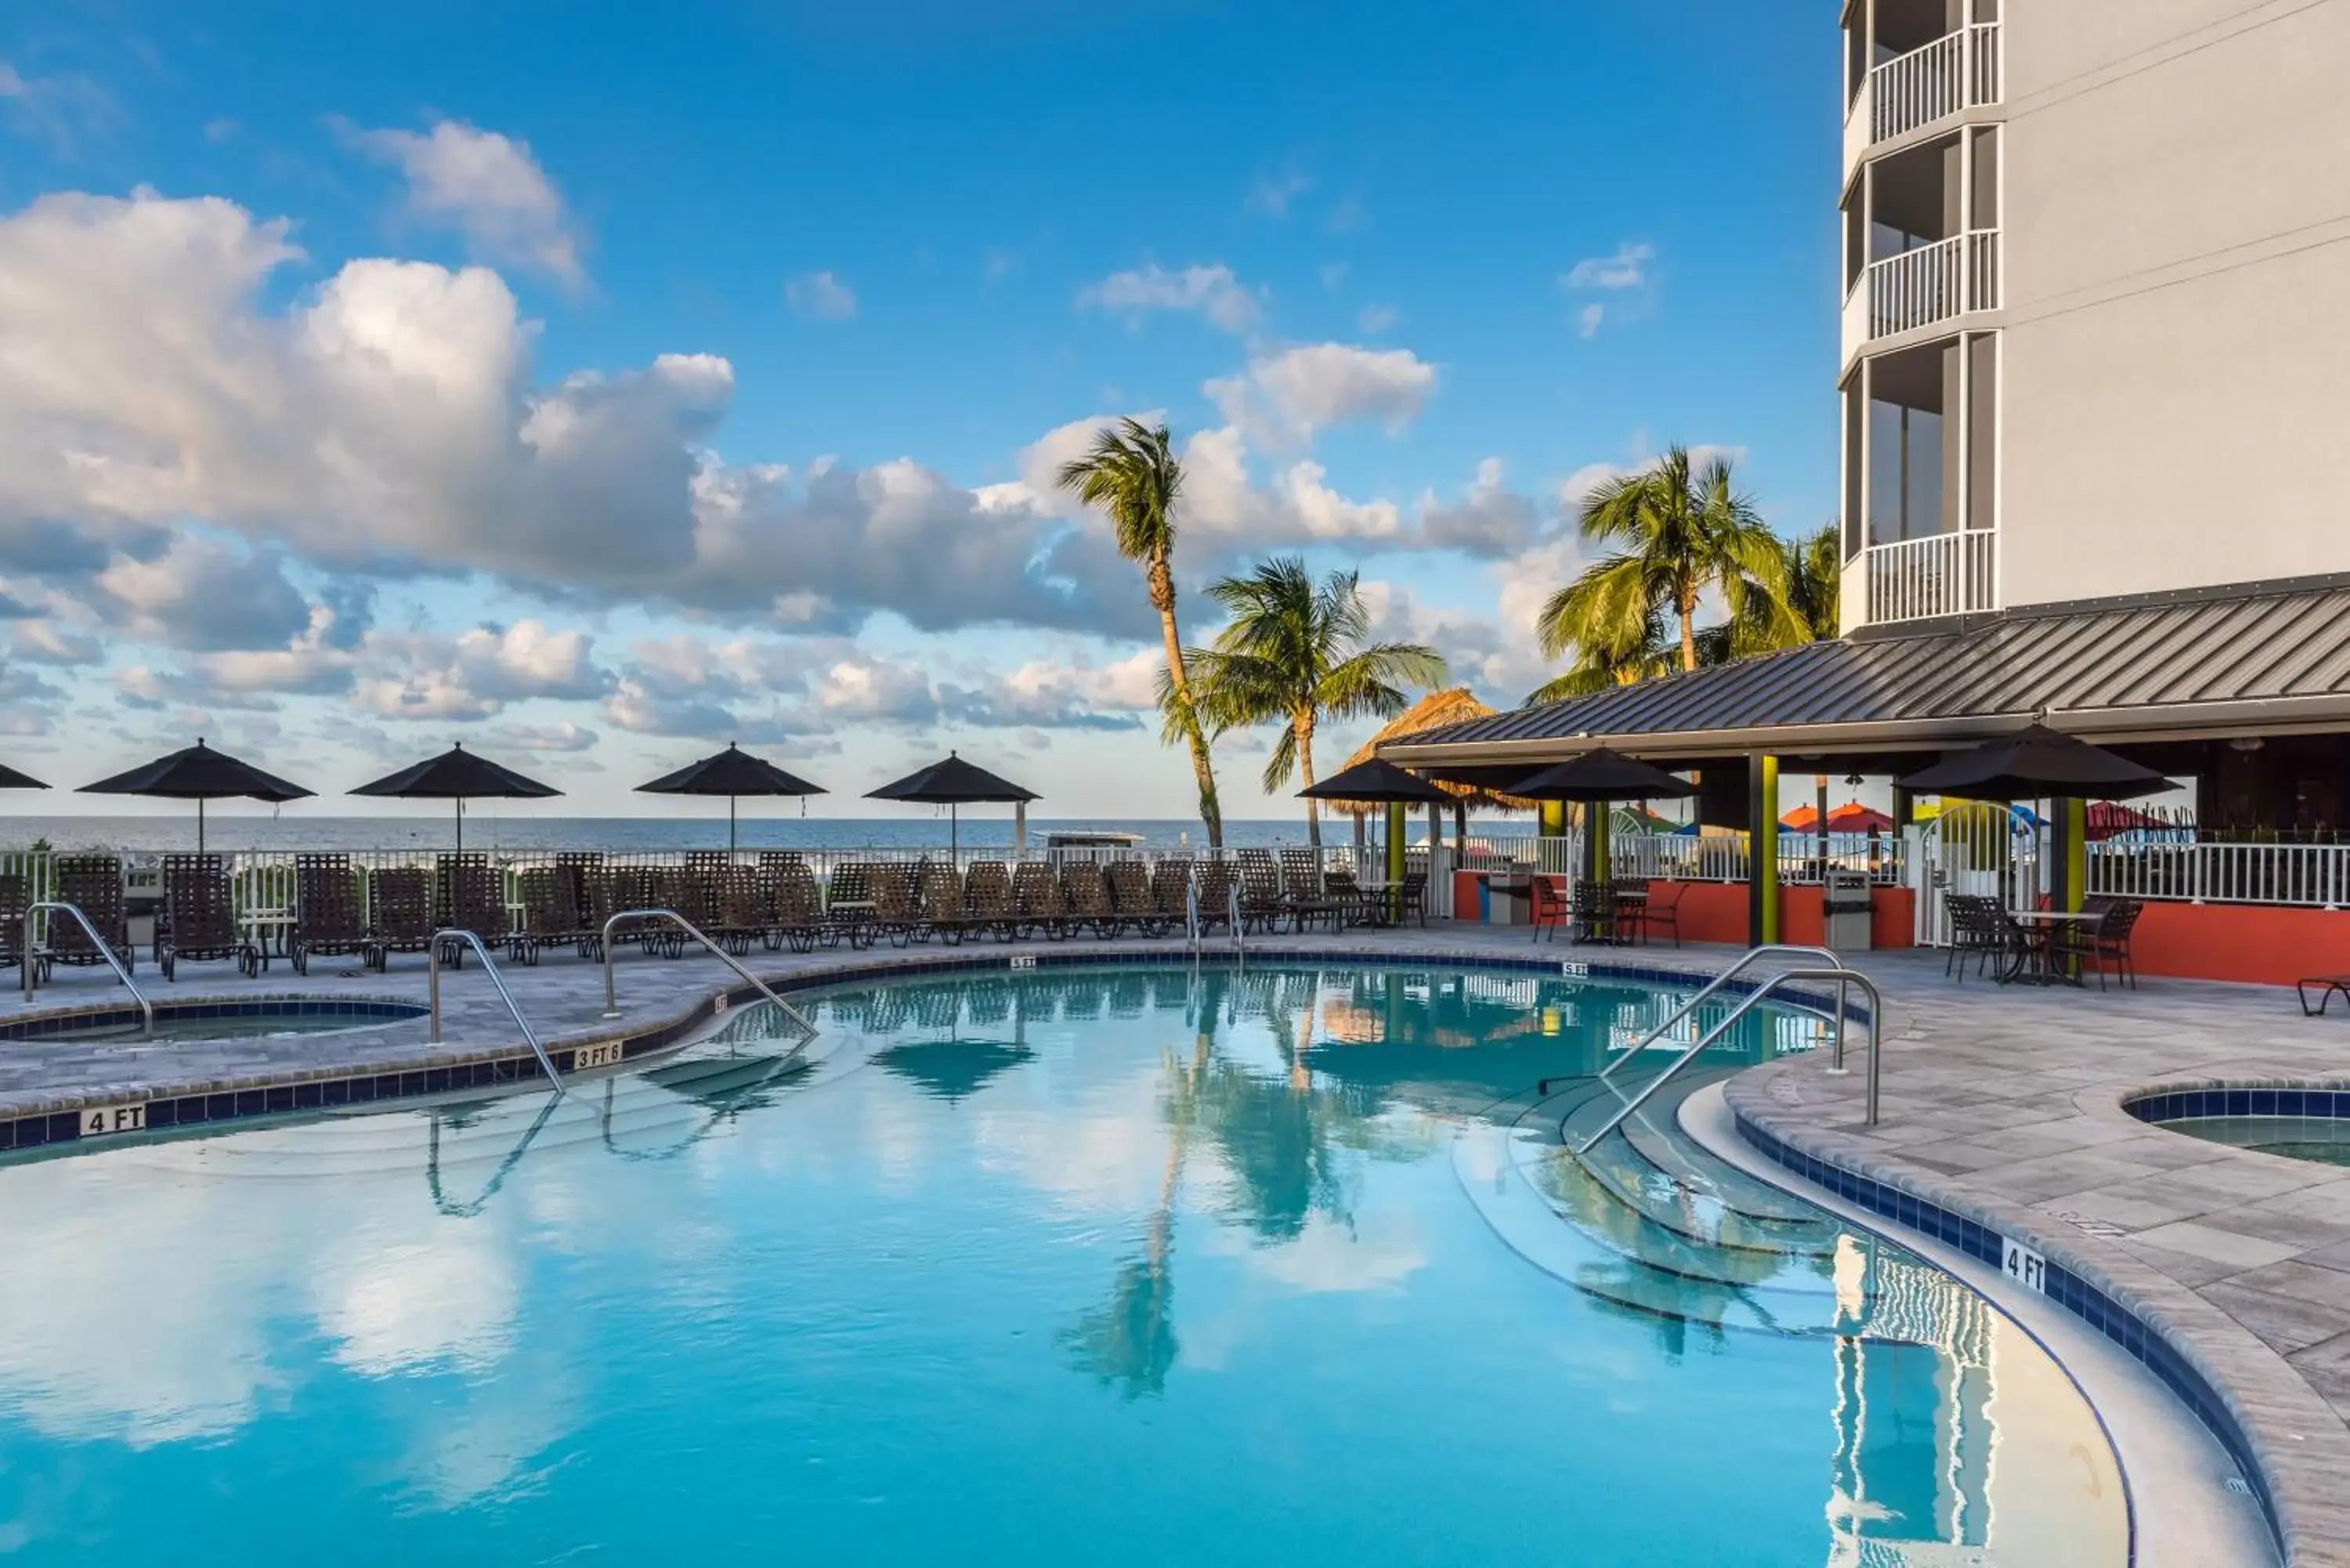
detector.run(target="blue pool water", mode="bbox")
[0,964,2127,1565]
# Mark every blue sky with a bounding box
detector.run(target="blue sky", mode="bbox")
[0,1,1837,820]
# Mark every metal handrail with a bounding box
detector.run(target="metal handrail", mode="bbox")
[1573,967,1882,1153]
[21,900,153,1036]
[1593,945,1845,1082]
[1227,880,1246,957]
[598,908,819,1041]
[429,929,565,1093]
[1184,869,1202,953]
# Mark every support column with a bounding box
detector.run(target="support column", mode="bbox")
[2055,797,2086,912]
[1384,801,1406,889]
[1749,753,1781,945]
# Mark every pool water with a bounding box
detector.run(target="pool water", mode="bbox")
[0,964,2127,1566]
[2155,1114,2350,1167]
[0,999,427,1043]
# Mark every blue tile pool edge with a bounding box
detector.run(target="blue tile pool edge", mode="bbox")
[1731,1105,2293,1564]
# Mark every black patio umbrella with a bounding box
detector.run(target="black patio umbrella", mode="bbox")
[635,743,826,854]
[1509,747,1697,883]
[1299,756,1452,805]
[866,751,1039,859]
[348,742,561,854]
[1896,723,2171,802]
[0,761,47,793]
[80,738,313,853]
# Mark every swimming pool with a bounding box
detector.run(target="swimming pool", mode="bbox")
[0,963,2127,1565]
[0,995,428,1042]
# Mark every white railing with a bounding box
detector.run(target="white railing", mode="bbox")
[1865,229,1999,339]
[1775,832,1909,885]
[2088,841,2350,909]
[1613,833,1748,883]
[1867,21,2001,144]
[1863,529,1998,625]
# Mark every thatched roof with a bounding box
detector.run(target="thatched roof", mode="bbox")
[1329,688,1535,816]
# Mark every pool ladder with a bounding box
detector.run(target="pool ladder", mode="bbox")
[597,908,819,1046]
[19,900,154,1037]
[1560,945,1885,1154]
[429,930,567,1093]
[1182,868,1246,965]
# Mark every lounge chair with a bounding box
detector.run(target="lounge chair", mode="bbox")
[1061,862,1120,938]
[772,865,822,953]
[1195,860,1238,934]
[1151,858,1195,931]
[1107,861,1166,935]
[157,854,263,981]
[369,867,436,966]
[515,865,600,963]
[1235,851,1288,934]
[826,864,881,948]
[435,854,508,966]
[1277,849,1344,932]
[963,861,1020,942]
[291,854,384,974]
[916,862,973,945]
[48,854,134,974]
[1013,861,1070,938]
[0,873,27,974]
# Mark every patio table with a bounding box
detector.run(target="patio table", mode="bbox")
[2002,910,2099,986]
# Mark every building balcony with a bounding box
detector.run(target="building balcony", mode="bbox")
[1862,530,1998,627]
[1843,230,2001,359]
[1848,21,2002,161]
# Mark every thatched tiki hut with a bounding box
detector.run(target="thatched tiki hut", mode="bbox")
[1327,688,1533,847]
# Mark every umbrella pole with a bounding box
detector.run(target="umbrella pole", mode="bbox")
[951,803,959,865]
[197,797,205,857]
[455,797,463,856]
[731,794,738,858]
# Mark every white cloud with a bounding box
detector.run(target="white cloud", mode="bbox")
[0,190,1142,640]
[1564,241,1654,291]
[354,620,609,720]
[1077,262,1260,334]
[1246,167,1311,219]
[96,534,313,651]
[1206,342,1436,446]
[1356,303,1398,334]
[786,269,857,321]
[1414,457,1537,557]
[345,119,587,291]
[1562,243,1657,337]
[12,619,99,666]
[0,58,115,153]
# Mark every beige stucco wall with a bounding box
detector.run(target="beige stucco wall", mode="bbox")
[1995,0,2350,605]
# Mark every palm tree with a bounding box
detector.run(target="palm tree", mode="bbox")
[1535,446,1801,684]
[1188,558,1446,847]
[1056,417,1224,847]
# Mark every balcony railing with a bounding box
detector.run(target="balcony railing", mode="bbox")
[1866,230,2000,339]
[1862,529,1997,625]
[1867,22,2001,144]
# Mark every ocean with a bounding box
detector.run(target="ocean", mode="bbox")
[0,815,1494,855]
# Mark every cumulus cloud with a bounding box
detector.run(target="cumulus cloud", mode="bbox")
[1562,242,1656,336]
[1415,458,1537,558]
[1078,262,1260,334]
[786,269,856,321]
[1206,342,1436,445]
[96,534,313,651]
[0,190,1141,639]
[354,621,610,721]
[345,119,588,290]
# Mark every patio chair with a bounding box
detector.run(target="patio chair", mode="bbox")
[1012,862,1069,939]
[1529,877,1571,943]
[1321,865,1374,927]
[963,861,1019,942]
[1107,861,1167,936]
[514,865,598,963]
[157,854,263,981]
[2053,898,2143,991]
[1570,880,1619,945]
[48,854,134,975]
[1621,878,1681,947]
[608,864,670,954]
[872,865,922,948]
[291,854,384,974]
[1061,862,1120,938]
[1278,849,1343,932]
[713,866,769,956]
[1942,894,2012,981]
[1390,867,1429,928]
[369,867,435,966]
[555,853,608,958]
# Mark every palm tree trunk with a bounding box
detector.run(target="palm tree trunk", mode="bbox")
[1296,709,1320,849]
[1152,559,1224,848]
[1678,577,1700,674]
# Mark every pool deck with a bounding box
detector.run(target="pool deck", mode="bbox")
[6,925,2350,1562]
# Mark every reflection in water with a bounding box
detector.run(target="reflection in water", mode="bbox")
[0,965,2127,1567]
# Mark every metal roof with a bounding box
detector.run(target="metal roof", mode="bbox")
[1383,577,2350,764]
